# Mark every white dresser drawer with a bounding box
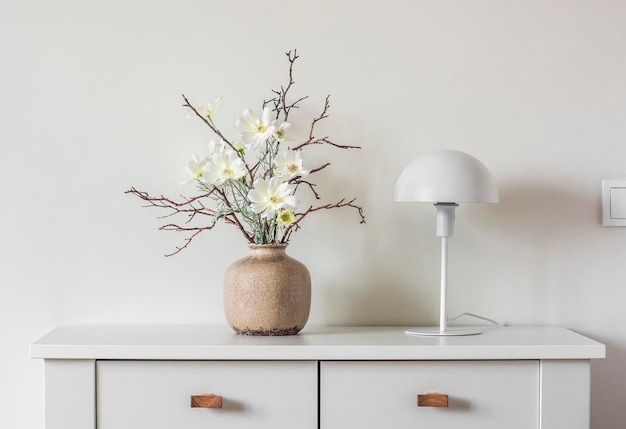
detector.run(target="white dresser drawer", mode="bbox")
[97,360,317,429]
[320,360,539,429]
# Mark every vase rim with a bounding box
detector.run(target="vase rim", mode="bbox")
[248,243,288,249]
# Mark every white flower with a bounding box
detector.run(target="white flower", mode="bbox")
[276,208,297,227]
[181,154,209,185]
[274,150,308,178]
[201,96,222,120]
[247,177,297,218]
[207,139,226,157]
[202,150,247,186]
[272,121,290,143]
[236,107,273,150]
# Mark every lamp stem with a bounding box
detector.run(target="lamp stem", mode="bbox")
[434,203,456,333]
[440,236,448,333]
[404,202,482,336]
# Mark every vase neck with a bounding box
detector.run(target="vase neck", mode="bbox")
[248,243,288,256]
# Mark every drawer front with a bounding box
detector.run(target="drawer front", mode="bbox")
[97,360,317,429]
[321,360,539,429]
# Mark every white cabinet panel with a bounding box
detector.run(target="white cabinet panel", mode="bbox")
[97,360,317,429]
[321,360,539,429]
[44,360,95,429]
[540,360,590,428]
[32,326,604,429]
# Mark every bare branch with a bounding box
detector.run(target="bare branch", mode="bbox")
[159,224,216,257]
[294,137,362,151]
[281,198,366,242]
[293,179,320,199]
[181,94,231,145]
[126,186,255,255]
[288,163,330,198]
[308,162,331,175]
[263,50,310,122]
[126,187,217,216]
[214,187,255,243]
[291,95,361,151]
[181,95,255,181]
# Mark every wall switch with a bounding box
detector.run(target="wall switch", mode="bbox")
[602,180,626,226]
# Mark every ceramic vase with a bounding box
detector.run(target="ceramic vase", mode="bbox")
[224,244,311,335]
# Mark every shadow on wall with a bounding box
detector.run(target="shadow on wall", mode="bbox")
[314,198,456,326]
[461,181,604,322]
[467,180,600,239]
[319,275,437,326]
[317,180,601,326]
[577,330,625,429]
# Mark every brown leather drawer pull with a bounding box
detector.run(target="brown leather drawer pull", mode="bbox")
[417,393,449,407]
[191,393,222,408]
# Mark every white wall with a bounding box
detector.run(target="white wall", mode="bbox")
[1,1,624,427]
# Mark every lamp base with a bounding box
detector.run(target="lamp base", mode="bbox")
[405,327,482,336]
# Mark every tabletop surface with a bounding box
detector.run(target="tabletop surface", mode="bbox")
[30,325,606,360]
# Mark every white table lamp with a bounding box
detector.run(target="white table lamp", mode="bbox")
[394,150,499,336]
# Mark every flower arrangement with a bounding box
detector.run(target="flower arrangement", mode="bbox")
[127,51,365,256]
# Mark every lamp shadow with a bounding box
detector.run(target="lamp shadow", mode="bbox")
[465,181,600,239]
[320,180,599,326]
[572,330,626,428]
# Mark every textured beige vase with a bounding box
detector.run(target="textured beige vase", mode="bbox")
[224,244,311,336]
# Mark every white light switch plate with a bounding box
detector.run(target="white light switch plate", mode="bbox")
[602,180,626,226]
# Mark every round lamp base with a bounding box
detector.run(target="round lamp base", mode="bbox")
[405,327,481,337]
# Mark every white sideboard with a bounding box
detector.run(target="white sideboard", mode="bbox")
[30,325,605,429]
